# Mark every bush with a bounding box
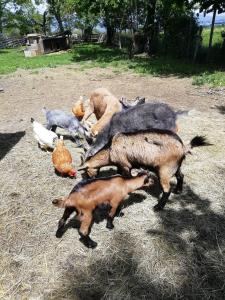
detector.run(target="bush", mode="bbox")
[161,14,199,59]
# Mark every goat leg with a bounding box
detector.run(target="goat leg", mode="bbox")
[78,212,97,248]
[154,170,171,211]
[106,216,114,230]
[174,169,184,194]
[79,233,97,249]
[72,135,83,147]
[45,123,52,130]
[56,207,75,238]
[106,202,119,229]
[51,125,57,132]
[153,191,171,211]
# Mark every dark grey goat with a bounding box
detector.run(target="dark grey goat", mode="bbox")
[85,102,187,159]
[42,108,92,148]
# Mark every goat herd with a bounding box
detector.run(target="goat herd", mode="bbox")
[31,87,211,248]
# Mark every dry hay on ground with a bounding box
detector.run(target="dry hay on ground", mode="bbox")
[0,67,225,300]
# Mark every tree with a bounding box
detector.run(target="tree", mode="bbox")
[0,0,31,33]
[198,0,225,60]
[67,0,134,46]
[46,0,65,33]
[0,0,49,36]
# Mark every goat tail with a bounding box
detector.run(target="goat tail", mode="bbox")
[31,117,34,123]
[52,198,68,208]
[185,135,212,154]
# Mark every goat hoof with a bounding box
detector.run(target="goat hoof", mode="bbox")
[79,237,97,249]
[153,204,163,212]
[106,222,114,230]
[88,240,97,249]
[55,228,64,238]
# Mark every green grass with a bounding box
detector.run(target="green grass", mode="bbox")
[193,71,225,87]
[72,44,204,76]
[0,44,225,87]
[0,48,72,75]
[202,26,225,47]
[72,44,225,86]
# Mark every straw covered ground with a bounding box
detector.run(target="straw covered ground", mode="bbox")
[0,66,225,300]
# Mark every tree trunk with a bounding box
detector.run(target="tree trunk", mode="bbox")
[42,11,48,35]
[193,26,203,63]
[186,18,193,58]
[55,12,64,33]
[0,1,3,34]
[144,0,157,55]
[118,28,122,49]
[106,22,114,46]
[207,7,217,62]
[0,17,2,34]
[118,14,125,49]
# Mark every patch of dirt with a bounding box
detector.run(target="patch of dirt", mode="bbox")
[0,66,225,299]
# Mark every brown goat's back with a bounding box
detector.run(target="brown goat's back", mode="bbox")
[110,131,184,169]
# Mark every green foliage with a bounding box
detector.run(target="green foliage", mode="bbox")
[198,0,225,14]
[1,0,48,36]
[161,14,199,58]
[193,71,225,86]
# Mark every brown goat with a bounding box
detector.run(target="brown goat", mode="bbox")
[82,88,122,136]
[79,130,211,211]
[52,172,154,248]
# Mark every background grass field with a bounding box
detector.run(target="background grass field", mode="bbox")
[1,27,225,87]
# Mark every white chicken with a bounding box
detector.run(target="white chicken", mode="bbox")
[31,118,58,150]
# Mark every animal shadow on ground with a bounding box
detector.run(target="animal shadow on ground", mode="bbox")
[147,184,225,299]
[80,168,118,179]
[49,184,225,300]
[48,232,165,300]
[214,105,225,115]
[0,131,25,160]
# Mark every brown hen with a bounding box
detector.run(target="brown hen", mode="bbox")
[52,137,76,177]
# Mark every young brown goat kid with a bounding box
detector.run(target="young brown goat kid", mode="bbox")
[52,173,154,248]
[80,130,211,211]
